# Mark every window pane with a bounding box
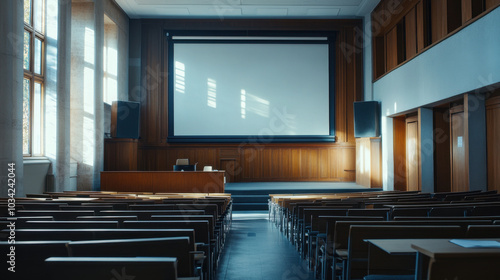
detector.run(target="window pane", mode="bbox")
[23,78,31,155]
[24,30,30,70]
[33,82,42,155]
[34,38,42,74]
[24,0,32,25]
[34,0,43,32]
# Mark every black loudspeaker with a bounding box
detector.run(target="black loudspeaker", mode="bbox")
[354,101,380,138]
[111,101,140,139]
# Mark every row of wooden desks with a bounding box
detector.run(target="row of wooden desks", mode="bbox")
[366,238,500,280]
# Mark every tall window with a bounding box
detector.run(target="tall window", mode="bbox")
[23,0,44,156]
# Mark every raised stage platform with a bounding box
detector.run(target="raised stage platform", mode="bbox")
[225,182,382,210]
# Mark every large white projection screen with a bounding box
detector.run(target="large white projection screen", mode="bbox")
[172,42,330,138]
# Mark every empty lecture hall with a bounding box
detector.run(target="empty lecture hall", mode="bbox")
[2,0,500,279]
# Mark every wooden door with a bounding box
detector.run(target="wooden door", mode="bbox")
[393,117,407,191]
[406,116,419,191]
[450,107,468,192]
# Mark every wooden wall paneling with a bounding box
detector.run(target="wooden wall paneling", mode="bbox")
[161,30,169,142]
[471,0,486,17]
[406,116,419,191]
[262,149,273,179]
[396,21,406,64]
[342,146,356,181]
[486,96,500,192]
[308,149,319,179]
[405,7,417,59]
[485,0,500,9]
[393,117,407,191]
[195,148,218,171]
[335,29,347,143]
[433,108,452,192]
[299,149,308,178]
[219,148,241,181]
[450,106,468,192]
[431,0,448,43]
[220,159,236,183]
[356,138,382,188]
[319,148,330,179]
[329,148,341,179]
[353,25,364,142]
[385,26,399,71]
[104,139,138,171]
[291,148,302,179]
[140,24,164,145]
[356,139,369,187]
[447,0,463,33]
[281,148,292,179]
[373,36,386,79]
[242,147,258,179]
[335,25,361,145]
[416,0,429,52]
[462,0,473,23]
[370,138,383,187]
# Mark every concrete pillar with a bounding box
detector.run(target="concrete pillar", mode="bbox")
[418,107,435,193]
[0,1,25,197]
[70,2,94,191]
[55,0,72,191]
[129,19,142,103]
[465,93,488,190]
[94,0,104,190]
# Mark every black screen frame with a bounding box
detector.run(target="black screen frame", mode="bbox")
[166,30,337,143]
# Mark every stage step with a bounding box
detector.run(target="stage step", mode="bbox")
[230,195,269,211]
[232,203,268,211]
[231,195,270,203]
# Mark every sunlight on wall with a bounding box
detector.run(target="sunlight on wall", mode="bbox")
[44,0,58,160]
[241,89,246,119]
[359,145,365,174]
[83,24,95,167]
[247,92,270,118]
[175,61,185,94]
[207,78,216,108]
[83,66,95,167]
[84,27,94,64]
[103,14,117,105]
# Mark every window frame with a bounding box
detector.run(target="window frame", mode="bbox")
[23,0,45,157]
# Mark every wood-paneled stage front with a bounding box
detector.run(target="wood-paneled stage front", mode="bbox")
[101,171,225,193]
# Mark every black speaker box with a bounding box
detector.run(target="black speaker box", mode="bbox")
[111,101,140,139]
[353,101,380,138]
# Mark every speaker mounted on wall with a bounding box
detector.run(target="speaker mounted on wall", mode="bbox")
[111,101,140,139]
[353,101,380,138]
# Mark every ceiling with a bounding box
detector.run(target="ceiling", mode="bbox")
[114,0,380,19]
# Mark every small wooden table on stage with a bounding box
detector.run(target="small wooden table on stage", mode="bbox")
[100,171,225,193]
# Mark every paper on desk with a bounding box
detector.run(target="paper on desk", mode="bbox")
[450,239,500,248]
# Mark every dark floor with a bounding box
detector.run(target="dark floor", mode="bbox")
[216,211,315,280]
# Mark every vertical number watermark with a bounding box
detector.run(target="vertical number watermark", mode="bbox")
[7,163,16,273]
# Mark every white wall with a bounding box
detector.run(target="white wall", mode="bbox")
[372,7,500,189]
